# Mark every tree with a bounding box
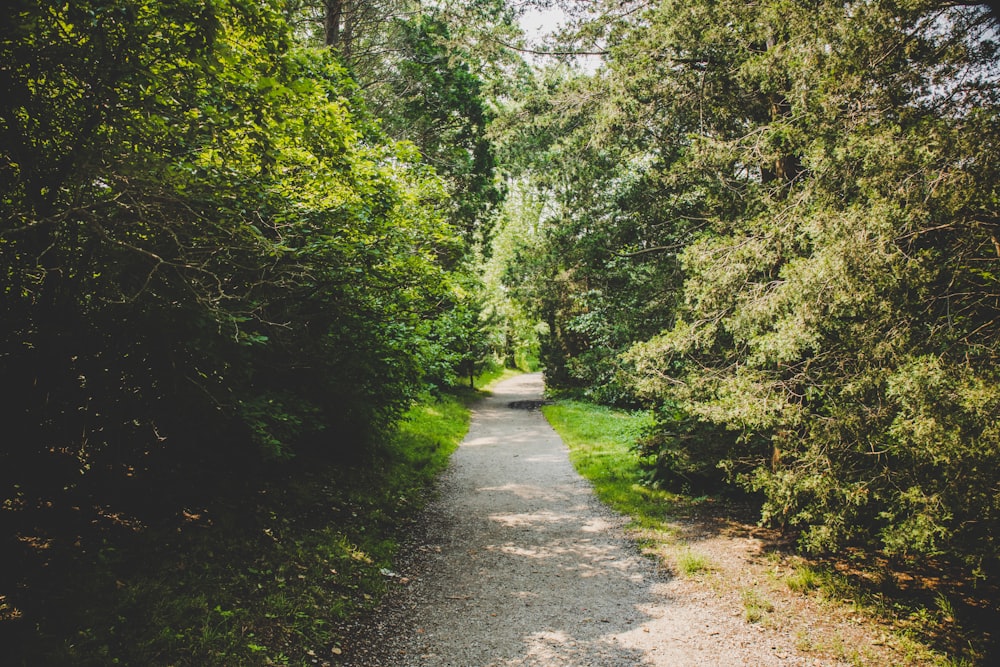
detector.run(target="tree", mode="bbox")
[0,0,460,519]
[283,0,520,247]
[628,0,1000,569]
[373,14,502,244]
[498,0,1000,574]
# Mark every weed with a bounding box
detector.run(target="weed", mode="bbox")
[786,565,822,593]
[677,549,712,576]
[795,629,814,652]
[741,588,775,623]
[934,593,956,624]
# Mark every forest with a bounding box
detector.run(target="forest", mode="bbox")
[1,0,998,664]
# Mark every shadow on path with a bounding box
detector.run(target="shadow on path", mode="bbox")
[337,374,798,667]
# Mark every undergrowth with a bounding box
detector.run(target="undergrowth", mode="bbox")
[2,392,471,666]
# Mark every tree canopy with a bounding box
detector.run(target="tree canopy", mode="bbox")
[497,0,1000,574]
[0,0,516,521]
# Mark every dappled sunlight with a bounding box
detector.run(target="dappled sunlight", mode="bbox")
[580,516,614,533]
[522,453,564,464]
[511,590,540,601]
[347,373,740,665]
[502,625,658,666]
[15,534,54,552]
[461,429,547,448]
[0,594,23,622]
[347,373,846,666]
[491,538,644,580]
[496,544,544,559]
[486,509,613,533]
[488,509,577,527]
[479,483,575,502]
[504,630,585,665]
[463,435,502,448]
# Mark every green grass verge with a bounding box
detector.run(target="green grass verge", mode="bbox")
[11,393,470,667]
[541,399,682,532]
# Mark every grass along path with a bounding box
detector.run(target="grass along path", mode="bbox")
[543,399,984,667]
[6,391,474,667]
[337,372,843,666]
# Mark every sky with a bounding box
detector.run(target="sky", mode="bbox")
[519,6,568,41]
[517,4,602,73]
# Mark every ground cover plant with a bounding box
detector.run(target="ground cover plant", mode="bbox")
[543,398,998,666]
[1,392,471,666]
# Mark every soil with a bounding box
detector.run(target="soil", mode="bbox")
[333,373,916,666]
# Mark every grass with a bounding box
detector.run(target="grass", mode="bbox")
[776,559,986,665]
[474,364,523,391]
[677,548,713,576]
[542,397,993,666]
[741,588,775,623]
[4,392,472,667]
[786,564,823,593]
[541,400,675,529]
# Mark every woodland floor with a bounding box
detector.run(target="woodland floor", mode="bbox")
[332,373,948,667]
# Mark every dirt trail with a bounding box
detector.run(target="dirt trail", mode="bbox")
[338,373,841,666]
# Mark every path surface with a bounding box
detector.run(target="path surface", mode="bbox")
[339,374,833,666]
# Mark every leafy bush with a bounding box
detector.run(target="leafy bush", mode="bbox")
[634,410,748,494]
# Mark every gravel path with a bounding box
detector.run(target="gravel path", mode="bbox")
[338,373,838,666]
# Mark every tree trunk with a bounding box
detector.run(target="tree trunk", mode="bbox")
[325,0,343,47]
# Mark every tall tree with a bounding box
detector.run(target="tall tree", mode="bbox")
[0,0,459,519]
[284,0,522,246]
[499,0,1000,573]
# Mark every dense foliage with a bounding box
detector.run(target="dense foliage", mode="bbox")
[4,0,998,659]
[1,0,514,659]
[499,0,1000,575]
[0,0,517,559]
